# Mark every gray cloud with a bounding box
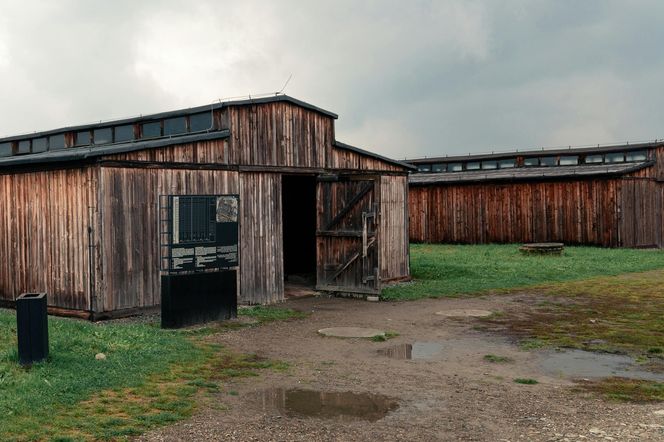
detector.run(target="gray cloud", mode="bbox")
[0,0,662,159]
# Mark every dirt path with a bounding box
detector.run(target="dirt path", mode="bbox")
[140,295,664,441]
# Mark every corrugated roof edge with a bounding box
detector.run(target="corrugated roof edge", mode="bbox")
[0,130,230,168]
[0,95,337,143]
[334,141,417,171]
[409,161,655,185]
[407,141,664,164]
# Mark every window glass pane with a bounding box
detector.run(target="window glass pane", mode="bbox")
[94,128,113,145]
[142,122,161,138]
[466,161,480,170]
[432,163,446,172]
[481,160,498,170]
[605,152,624,163]
[164,117,187,136]
[585,154,603,164]
[190,112,213,132]
[32,138,47,153]
[449,162,463,172]
[559,155,578,166]
[114,125,134,143]
[49,134,65,150]
[17,140,30,154]
[0,142,11,157]
[625,150,647,162]
[499,159,515,168]
[76,131,90,146]
[417,164,431,172]
[523,157,539,166]
[539,157,557,167]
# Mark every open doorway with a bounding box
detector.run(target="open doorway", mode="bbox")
[282,175,317,297]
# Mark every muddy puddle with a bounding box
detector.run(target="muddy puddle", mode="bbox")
[540,349,662,381]
[378,342,444,360]
[252,388,399,422]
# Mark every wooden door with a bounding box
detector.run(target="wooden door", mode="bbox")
[316,176,380,294]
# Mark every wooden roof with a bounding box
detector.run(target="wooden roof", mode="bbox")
[409,161,654,185]
[407,141,664,164]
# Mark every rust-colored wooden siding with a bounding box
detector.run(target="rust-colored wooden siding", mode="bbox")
[409,179,623,247]
[379,175,410,281]
[328,148,405,172]
[99,166,239,312]
[239,172,283,304]
[104,139,233,164]
[620,179,663,248]
[0,167,97,310]
[225,102,332,168]
[223,101,404,172]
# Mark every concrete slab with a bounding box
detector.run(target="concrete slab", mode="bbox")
[435,309,493,318]
[318,327,386,338]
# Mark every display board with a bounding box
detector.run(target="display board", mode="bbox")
[160,195,239,273]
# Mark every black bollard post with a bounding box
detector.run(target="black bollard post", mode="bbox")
[16,292,49,365]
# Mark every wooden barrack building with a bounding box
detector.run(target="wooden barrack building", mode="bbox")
[408,142,664,248]
[0,95,412,318]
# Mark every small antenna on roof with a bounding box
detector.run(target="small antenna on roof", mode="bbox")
[278,74,293,95]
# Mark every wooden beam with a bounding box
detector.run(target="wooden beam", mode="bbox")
[324,183,373,231]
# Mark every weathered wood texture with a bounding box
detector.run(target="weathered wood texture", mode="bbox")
[0,167,97,310]
[239,172,284,304]
[224,102,404,172]
[379,175,410,281]
[316,178,380,294]
[409,179,623,247]
[620,179,663,248]
[226,102,331,168]
[104,139,233,164]
[99,167,239,312]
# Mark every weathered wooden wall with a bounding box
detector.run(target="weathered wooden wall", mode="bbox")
[620,179,663,248]
[0,167,97,310]
[409,179,623,247]
[104,138,232,165]
[222,102,404,172]
[99,166,239,312]
[224,102,333,168]
[379,175,410,281]
[239,172,284,304]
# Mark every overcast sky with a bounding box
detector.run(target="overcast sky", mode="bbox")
[0,1,663,159]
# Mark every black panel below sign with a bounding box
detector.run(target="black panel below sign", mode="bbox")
[161,270,237,329]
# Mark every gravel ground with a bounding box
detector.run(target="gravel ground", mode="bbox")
[139,295,664,441]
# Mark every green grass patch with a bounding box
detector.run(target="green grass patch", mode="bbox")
[371,331,399,342]
[382,244,664,301]
[0,309,290,441]
[514,378,539,385]
[575,378,664,402]
[483,354,513,363]
[239,306,307,323]
[482,270,664,358]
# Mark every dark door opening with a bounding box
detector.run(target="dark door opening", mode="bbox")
[282,175,317,295]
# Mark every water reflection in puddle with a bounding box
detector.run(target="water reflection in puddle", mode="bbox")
[540,349,662,381]
[253,388,399,422]
[378,342,444,360]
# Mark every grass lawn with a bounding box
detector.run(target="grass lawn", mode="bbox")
[0,306,302,441]
[383,243,664,301]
